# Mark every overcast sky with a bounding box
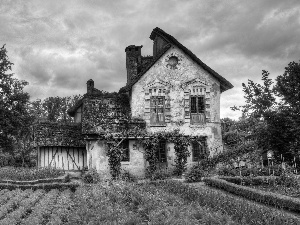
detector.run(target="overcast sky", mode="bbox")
[1,0,300,119]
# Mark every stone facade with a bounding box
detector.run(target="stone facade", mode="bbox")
[130,46,223,157]
[36,27,233,177]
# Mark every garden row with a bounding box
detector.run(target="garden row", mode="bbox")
[0,167,65,181]
[65,181,237,224]
[203,177,300,214]
[151,180,300,225]
[0,188,74,225]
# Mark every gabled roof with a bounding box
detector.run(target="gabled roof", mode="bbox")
[123,27,234,93]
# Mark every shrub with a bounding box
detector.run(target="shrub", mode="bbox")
[217,167,238,176]
[145,167,173,180]
[204,177,300,213]
[82,168,101,184]
[219,176,278,186]
[120,170,137,182]
[277,171,299,188]
[153,180,300,225]
[256,165,284,176]
[0,182,79,191]
[185,165,204,183]
[0,167,64,181]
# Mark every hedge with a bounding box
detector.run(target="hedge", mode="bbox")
[204,177,300,213]
[219,176,279,186]
[0,182,79,191]
[0,174,69,185]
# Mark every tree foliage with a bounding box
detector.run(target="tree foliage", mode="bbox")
[30,95,82,123]
[231,60,300,164]
[0,45,33,153]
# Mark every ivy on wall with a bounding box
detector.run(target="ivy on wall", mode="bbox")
[34,122,85,147]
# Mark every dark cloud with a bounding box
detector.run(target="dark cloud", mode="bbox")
[1,0,299,119]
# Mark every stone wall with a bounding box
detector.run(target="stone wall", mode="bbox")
[130,46,223,156]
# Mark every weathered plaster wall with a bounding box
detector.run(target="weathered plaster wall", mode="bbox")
[121,140,146,177]
[131,46,223,156]
[87,140,146,178]
[86,140,110,178]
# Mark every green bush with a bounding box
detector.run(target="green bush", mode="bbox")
[219,176,278,186]
[0,182,79,191]
[152,180,300,224]
[204,177,300,213]
[0,167,64,181]
[185,165,204,183]
[82,168,101,183]
[145,167,173,180]
[256,165,284,176]
[277,171,299,188]
[217,167,238,176]
[120,170,137,182]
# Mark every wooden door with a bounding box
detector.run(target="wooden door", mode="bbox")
[156,141,168,169]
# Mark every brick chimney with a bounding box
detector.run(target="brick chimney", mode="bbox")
[125,45,142,85]
[87,79,94,95]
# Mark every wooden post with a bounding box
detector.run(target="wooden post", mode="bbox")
[37,147,40,168]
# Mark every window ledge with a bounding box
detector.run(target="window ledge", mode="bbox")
[150,124,167,127]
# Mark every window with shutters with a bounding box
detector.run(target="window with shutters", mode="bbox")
[150,96,165,125]
[192,140,205,161]
[190,96,205,124]
[120,139,130,162]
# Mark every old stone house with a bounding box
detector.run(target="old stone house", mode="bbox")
[34,27,233,177]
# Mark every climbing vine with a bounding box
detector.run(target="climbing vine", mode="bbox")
[81,90,207,179]
[105,137,123,180]
[172,136,191,176]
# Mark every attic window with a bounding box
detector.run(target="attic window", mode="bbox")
[168,56,178,67]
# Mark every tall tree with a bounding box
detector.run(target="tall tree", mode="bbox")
[0,45,33,152]
[232,61,300,163]
[30,95,82,123]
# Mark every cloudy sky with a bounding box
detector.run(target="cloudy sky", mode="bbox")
[1,0,300,119]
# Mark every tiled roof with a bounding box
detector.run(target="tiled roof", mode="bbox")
[67,88,119,117]
[123,27,234,93]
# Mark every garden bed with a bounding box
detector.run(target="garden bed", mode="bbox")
[0,188,75,224]
[0,174,70,185]
[204,177,300,214]
[0,167,65,181]
[250,184,300,198]
[0,182,79,191]
[151,179,300,224]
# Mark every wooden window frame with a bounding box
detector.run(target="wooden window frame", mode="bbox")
[156,141,167,163]
[190,95,205,124]
[192,140,205,162]
[150,96,165,126]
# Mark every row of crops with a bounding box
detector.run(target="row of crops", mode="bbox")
[0,188,74,225]
[1,179,300,225]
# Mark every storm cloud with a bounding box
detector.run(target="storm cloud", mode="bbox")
[1,0,299,119]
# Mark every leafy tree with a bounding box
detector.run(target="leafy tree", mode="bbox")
[232,61,300,164]
[275,61,300,112]
[30,95,82,123]
[0,45,33,153]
